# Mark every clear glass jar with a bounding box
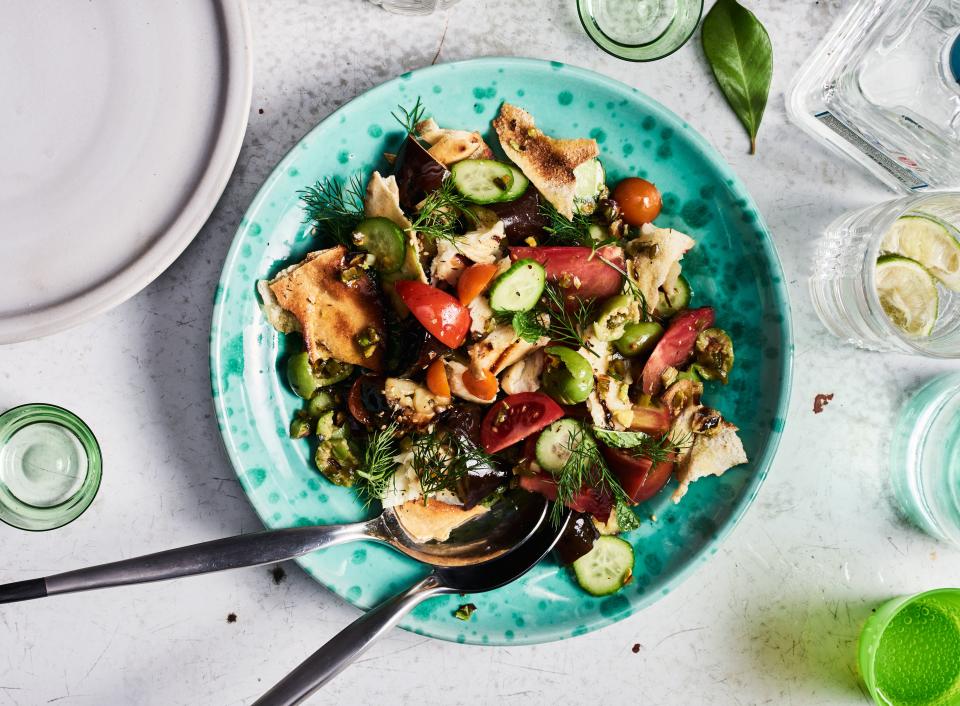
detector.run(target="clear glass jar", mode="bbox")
[809,192,960,356]
[577,0,703,61]
[789,0,960,192]
[890,373,960,547]
[367,0,461,15]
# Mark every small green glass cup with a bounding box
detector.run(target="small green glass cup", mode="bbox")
[577,0,704,62]
[858,588,960,706]
[0,404,102,531]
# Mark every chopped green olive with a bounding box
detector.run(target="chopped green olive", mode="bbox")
[287,350,354,398]
[306,390,337,417]
[314,410,360,486]
[614,322,664,357]
[694,328,735,383]
[592,294,636,342]
[541,346,595,405]
[289,413,312,439]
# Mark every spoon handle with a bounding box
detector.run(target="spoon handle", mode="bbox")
[0,522,378,604]
[253,575,451,706]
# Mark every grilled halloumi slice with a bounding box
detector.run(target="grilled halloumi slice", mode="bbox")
[627,224,696,311]
[268,246,385,371]
[469,322,550,377]
[671,405,748,502]
[493,103,599,220]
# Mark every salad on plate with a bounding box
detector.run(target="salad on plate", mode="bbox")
[257,99,747,599]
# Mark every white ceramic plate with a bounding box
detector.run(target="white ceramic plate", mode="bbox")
[0,0,252,343]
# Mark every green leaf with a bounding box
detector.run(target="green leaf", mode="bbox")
[702,0,772,154]
[593,428,653,449]
[615,501,641,532]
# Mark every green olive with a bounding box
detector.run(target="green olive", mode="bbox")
[614,322,664,357]
[541,346,595,405]
[289,413,312,439]
[306,390,337,417]
[694,327,734,383]
[286,351,353,398]
[592,294,636,342]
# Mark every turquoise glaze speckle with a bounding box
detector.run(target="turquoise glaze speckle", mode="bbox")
[209,57,793,648]
[589,127,606,143]
[337,150,350,164]
[367,124,383,138]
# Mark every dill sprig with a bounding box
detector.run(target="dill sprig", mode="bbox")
[299,174,365,246]
[539,201,596,247]
[355,422,400,505]
[391,97,427,135]
[541,282,594,352]
[594,427,692,466]
[550,424,631,527]
[407,177,477,244]
[411,430,496,501]
[494,309,548,344]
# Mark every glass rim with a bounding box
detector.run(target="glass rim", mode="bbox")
[576,0,705,63]
[861,192,960,358]
[858,587,960,699]
[0,403,102,532]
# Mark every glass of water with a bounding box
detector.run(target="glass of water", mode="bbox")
[368,0,461,14]
[890,372,960,547]
[809,192,960,357]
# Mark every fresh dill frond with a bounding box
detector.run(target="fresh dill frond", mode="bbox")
[411,430,496,501]
[355,422,400,505]
[541,282,594,352]
[549,424,631,527]
[539,201,596,247]
[299,174,365,246]
[407,177,477,244]
[592,427,692,466]
[391,97,427,135]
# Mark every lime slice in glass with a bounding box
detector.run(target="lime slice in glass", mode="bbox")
[875,255,939,337]
[881,214,960,292]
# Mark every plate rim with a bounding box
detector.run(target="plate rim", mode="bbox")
[210,56,794,645]
[0,0,254,344]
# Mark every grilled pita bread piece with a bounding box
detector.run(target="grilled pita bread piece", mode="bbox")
[394,498,488,543]
[493,103,599,220]
[268,245,385,371]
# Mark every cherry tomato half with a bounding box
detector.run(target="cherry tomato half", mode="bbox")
[600,445,675,504]
[641,307,715,395]
[480,392,564,454]
[508,245,624,301]
[393,280,471,349]
[518,473,615,520]
[612,178,663,226]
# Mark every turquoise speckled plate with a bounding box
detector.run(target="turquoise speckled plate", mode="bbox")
[210,57,792,646]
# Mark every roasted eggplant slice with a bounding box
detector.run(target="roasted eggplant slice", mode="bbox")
[394,134,449,212]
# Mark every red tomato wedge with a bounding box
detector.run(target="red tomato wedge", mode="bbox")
[480,392,564,454]
[600,445,675,504]
[518,473,615,520]
[641,307,715,395]
[509,245,624,301]
[393,280,471,349]
[629,403,672,434]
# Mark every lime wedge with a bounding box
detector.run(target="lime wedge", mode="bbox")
[875,255,939,337]
[881,214,960,291]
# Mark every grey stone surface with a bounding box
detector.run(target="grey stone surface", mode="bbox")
[0,1,957,704]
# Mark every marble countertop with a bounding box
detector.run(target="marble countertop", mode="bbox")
[1,1,957,704]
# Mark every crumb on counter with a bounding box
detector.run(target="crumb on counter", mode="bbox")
[813,393,834,414]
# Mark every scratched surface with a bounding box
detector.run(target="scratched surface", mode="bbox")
[0,1,958,704]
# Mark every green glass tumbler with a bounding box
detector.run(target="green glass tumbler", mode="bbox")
[577,0,704,62]
[859,589,960,706]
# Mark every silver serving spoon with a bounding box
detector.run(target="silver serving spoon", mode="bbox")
[0,489,547,604]
[254,508,571,706]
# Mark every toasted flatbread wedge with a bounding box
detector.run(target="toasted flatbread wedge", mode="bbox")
[493,103,599,220]
[394,498,488,543]
[268,245,385,371]
[415,118,493,164]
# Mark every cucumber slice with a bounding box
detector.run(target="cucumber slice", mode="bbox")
[499,165,529,202]
[489,258,546,313]
[656,274,691,317]
[451,159,517,204]
[573,159,605,215]
[535,418,584,473]
[572,536,634,596]
[353,217,407,273]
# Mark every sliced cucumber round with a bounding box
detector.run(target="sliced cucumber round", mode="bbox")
[489,258,546,313]
[353,217,407,273]
[451,159,518,204]
[535,418,584,473]
[573,158,605,215]
[499,164,529,202]
[656,274,691,317]
[572,535,635,596]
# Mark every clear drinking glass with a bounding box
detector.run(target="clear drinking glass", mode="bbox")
[577,0,703,62]
[890,372,960,547]
[809,192,960,356]
[367,0,460,15]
